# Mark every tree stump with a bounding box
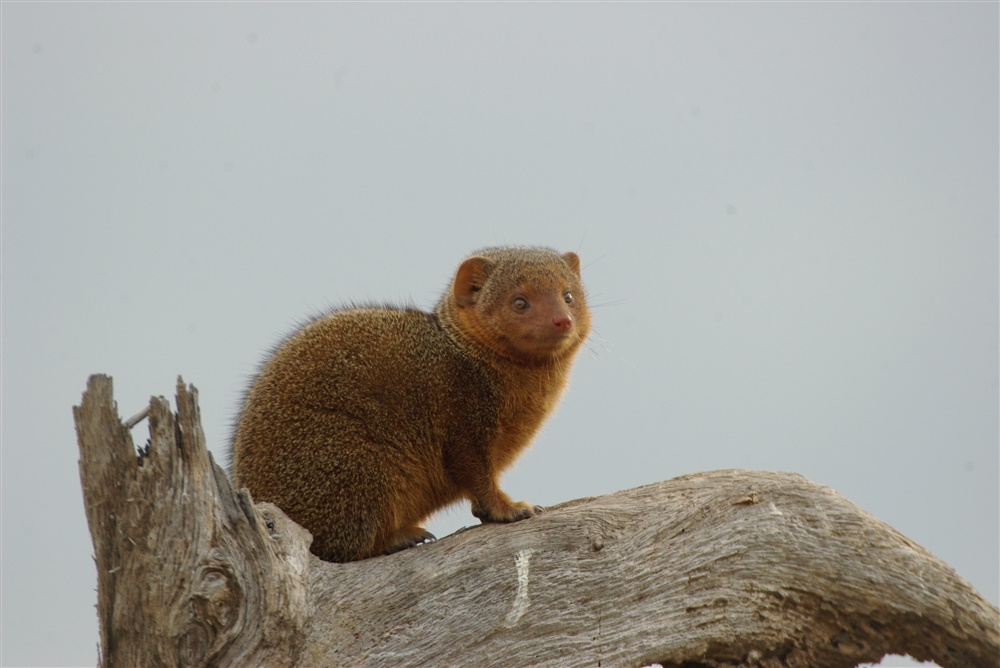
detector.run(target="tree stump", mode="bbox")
[74,375,999,667]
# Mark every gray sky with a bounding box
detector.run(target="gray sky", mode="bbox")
[2,3,997,666]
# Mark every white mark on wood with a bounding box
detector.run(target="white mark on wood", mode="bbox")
[504,549,535,627]
[768,502,783,516]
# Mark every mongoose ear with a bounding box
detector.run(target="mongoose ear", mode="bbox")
[453,256,496,307]
[562,252,581,278]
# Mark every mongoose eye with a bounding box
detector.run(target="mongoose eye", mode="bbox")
[513,297,529,311]
[564,291,574,305]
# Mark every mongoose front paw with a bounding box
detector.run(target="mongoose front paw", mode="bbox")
[473,500,544,523]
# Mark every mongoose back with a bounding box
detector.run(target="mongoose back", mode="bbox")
[230,246,591,562]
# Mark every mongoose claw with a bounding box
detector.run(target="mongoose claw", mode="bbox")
[514,504,545,520]
[384,528,436,555]
[514,503,545,520]
[473,501,543,523]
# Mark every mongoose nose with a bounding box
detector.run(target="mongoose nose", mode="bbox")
[552,313,573,331]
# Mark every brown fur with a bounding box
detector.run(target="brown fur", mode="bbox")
[230,246,591,562]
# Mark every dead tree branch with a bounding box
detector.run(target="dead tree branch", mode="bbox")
[74,375,999,667]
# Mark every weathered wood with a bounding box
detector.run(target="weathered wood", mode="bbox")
[75,375,311,667]
[305,476,1000,668]
[75,375,999,668]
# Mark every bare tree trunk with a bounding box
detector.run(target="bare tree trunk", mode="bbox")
[75,375,999,668]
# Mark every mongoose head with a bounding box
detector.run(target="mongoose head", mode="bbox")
[446,246,591,365]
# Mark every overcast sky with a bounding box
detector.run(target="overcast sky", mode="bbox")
[2,3,997,666]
